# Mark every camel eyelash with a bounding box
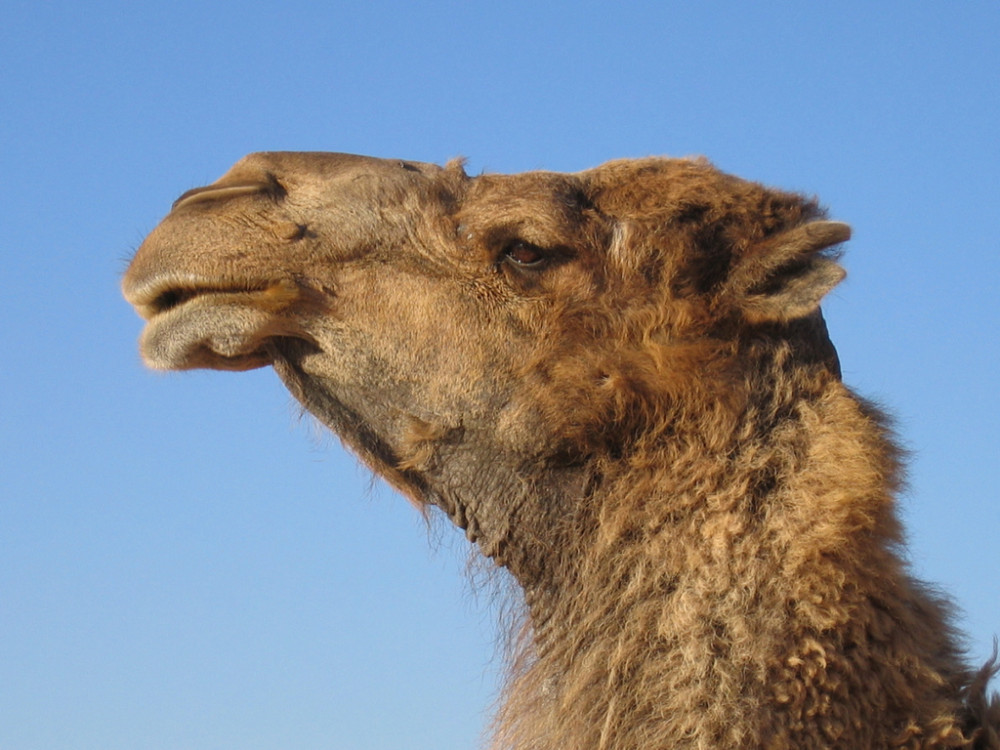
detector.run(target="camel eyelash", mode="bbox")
[502,240,548,268]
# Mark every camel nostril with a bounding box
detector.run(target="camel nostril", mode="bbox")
[276,222,308,241]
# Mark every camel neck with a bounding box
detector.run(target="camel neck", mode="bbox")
[492,383,977,749]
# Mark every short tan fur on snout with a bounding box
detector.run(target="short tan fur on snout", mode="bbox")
[124,152,998,749]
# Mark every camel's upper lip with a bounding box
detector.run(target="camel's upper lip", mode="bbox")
[122,273,291,320]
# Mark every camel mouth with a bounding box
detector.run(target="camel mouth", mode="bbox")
[123,274,299,320]
[147,284,269,318]
[125,277,317,371]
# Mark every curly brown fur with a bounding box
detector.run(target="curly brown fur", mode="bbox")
[123,152,998,748]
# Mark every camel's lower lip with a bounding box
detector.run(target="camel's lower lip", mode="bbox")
[133,288,314,372]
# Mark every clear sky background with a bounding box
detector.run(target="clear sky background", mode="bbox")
[1,2,998,749]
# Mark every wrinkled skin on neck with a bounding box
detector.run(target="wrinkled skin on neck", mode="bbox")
[124,153,997,749]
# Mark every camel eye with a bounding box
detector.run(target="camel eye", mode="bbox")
[504,241,547,268]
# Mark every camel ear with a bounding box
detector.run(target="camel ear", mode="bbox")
[727,221,850,324]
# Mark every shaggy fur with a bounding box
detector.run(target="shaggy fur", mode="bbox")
[123,152,998,749]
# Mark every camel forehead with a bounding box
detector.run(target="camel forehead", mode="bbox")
[226,151,445,181]
[235,151,442,173]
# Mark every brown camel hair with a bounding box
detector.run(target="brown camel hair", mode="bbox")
[123,152,999,749]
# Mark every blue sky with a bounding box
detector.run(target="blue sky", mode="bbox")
[1,2,998,748]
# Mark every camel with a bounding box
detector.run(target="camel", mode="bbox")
[123,152,998,749]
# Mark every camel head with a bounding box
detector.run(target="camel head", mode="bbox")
[123,152,849,578]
